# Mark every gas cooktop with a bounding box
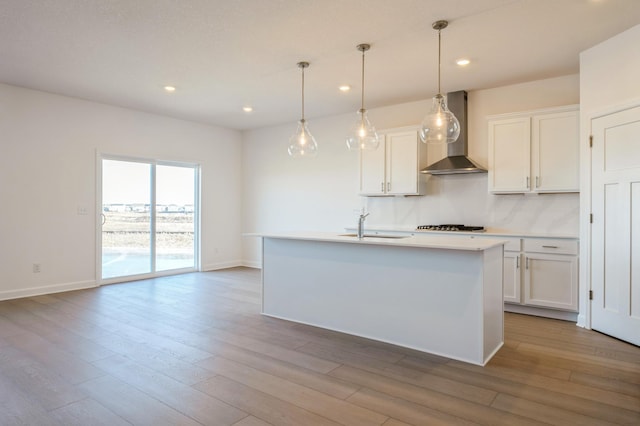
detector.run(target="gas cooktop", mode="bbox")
[417,224,485,232]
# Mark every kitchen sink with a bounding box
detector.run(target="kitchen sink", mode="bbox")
[339,233,410,239]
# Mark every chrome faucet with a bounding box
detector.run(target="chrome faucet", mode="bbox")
[357,212,370,239]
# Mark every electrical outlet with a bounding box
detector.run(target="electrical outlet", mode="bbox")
[32,263,41,273]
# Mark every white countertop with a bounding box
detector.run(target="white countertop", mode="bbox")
[343,226,579,240]
[245,231,507,251]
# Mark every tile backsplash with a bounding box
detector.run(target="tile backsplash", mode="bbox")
[364,174,579,236]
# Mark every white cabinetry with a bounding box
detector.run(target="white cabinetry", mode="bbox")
[359,127,428,196]
[522,238,579,311]
[501,237,522,304]
[488,106,579,194]
[499,236,578,312]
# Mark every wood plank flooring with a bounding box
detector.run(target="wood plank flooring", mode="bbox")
[0,267,638,425]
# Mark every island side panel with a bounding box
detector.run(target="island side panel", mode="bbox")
[262,237,490,365]
[482,244,505,364]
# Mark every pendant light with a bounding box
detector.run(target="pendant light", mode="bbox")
[288,61,318,157]
[419,20,460,144]
[346,44,380,151]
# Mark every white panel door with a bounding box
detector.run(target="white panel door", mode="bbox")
[523,253,578,311]
[488,117,531,193]
[387,130,418,194]
[591,105,640,346]
[503,251,521,304]
[359,138,386,195]
[532,110,579,192]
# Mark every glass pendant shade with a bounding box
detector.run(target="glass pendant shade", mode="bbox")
[420,94,460,144]
[288,61,317,157]
[420,20,460,144]
[346,109,379,151]
[288,119,318,157]
[346,43,379,151]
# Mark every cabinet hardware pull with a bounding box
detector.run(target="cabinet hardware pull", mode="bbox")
[525,257,529,269]
[526,176,530,189]
[542,245,558,249]
[381,182,384,192]
[536,176,539,188]
[516,256,519,268]
[387,182,391,192]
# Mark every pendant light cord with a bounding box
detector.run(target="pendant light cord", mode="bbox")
[361,48,365,111]
[437,27,442,95]
[301,65,305,120]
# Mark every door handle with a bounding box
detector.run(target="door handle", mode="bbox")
[100,213,106,225]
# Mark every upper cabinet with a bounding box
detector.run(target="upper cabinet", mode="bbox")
[487,106,579,194]
[359,127,429,196]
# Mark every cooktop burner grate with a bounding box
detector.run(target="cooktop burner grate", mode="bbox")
[417,224,485,232]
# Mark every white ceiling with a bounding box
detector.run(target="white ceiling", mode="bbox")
[1,0,639,130]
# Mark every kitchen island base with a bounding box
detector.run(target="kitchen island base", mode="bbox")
[260,235,504,366]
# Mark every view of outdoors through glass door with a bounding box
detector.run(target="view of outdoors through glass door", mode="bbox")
[156,164,196,272]
[101,158,197,281]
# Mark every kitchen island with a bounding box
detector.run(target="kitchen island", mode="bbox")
[251,232,505,365]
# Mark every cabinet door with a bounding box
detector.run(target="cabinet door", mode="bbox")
[503,251,521,304]
[488,117,531,193]
[523,253,578,311]
[359,139,387,195]
[531,110,579,192]
[387,130,419,194]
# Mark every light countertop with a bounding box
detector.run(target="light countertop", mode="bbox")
[245,231,507,251]
[343,226,579,240]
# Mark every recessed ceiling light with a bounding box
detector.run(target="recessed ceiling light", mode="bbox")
[339,85,351,92]
[164,85,176,92]
[456,59,471,66]
[243,106,253,113]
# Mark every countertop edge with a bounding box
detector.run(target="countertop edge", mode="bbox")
[244,232,507,251]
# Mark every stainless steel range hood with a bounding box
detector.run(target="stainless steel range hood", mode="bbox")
[420,90,487,175]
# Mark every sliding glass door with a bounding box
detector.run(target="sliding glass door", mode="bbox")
[100,157,198,282]
[156,164,196,272]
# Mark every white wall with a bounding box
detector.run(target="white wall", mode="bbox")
[578,24,640,327]
[242,74,580,265]
[0,83,243,300]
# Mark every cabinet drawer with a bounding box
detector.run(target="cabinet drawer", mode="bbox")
[523,238,578,255]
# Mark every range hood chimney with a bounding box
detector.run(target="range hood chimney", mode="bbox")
[420,90,487,175]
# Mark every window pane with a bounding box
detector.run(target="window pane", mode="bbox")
[156,164,195,271]
[102,160,152,279]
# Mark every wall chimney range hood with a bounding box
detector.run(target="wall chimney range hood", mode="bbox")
[420,90,487,175]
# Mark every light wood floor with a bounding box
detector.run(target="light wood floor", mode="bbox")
[0,267,638,425]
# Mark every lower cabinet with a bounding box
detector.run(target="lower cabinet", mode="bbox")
[522,241,579,311]
[503,251,521,304]
[505,237,579,312]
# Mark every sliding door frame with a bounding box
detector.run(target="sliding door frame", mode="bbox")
[96,152,201,285]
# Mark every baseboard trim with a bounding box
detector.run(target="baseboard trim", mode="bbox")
[0,280,97,302]
[241,260,262,269]
[504,304,578,322]
[576,314,588,329]
[201,260,244,271]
